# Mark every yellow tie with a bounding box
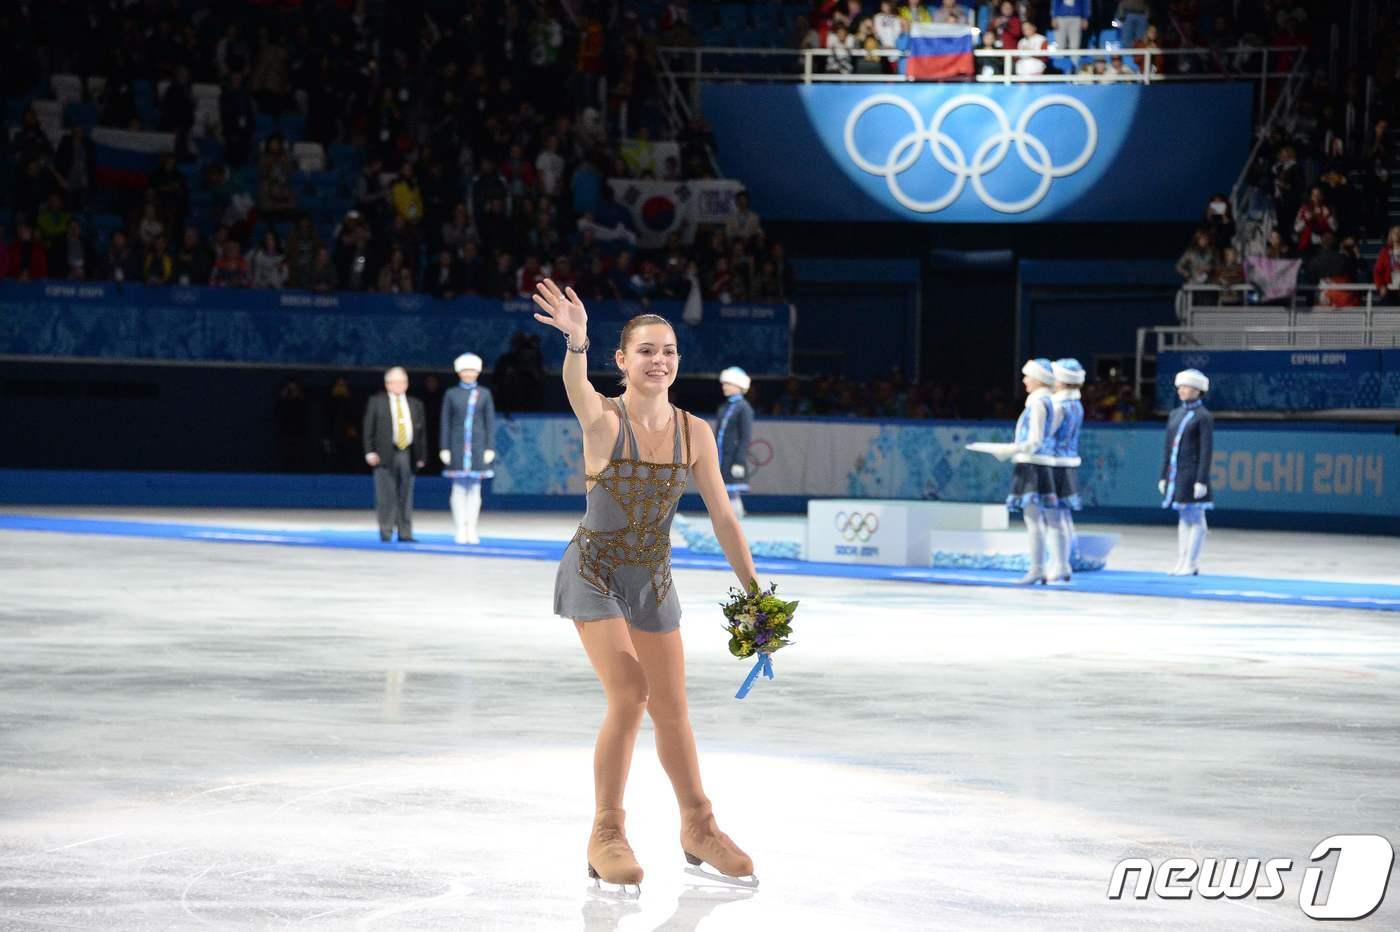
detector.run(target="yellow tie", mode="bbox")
[394,395,409,449]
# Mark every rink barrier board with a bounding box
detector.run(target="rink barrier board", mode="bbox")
[2,471,1400,535]
[0,281,791,376]
[3,513,1399,615]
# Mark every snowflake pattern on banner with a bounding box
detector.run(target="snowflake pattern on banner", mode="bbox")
[849,424,1016,501]
[1378,372,1400,408]
[491,418,582,494]
[932,551,1109,572]
[0,284,790,374]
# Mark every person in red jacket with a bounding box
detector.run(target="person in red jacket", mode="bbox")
[4,221,49,281]
[1373,225,1400,306]
[1293,186,1338,254]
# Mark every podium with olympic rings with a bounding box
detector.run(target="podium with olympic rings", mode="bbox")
[806,500,1008,566]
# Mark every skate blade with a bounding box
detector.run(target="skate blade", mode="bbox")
[587,866,641,900]
[680,883,758,903]
[683,864,760,889]
[587,879,641,900]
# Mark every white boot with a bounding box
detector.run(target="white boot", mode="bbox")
[1168,517,1189,575]
[450,481,470,544]
[463,481,482,545]
[729,492,746,518]
[1018,503,1047,584]
[1045,508,1071,582]
[1183,510,1207,575]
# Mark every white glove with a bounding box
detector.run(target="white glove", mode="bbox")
[439,450,451,465]
[1193,482,1207,500]
[1158,479,1167,495]
[730,464,745,478]
[483,450,496,465]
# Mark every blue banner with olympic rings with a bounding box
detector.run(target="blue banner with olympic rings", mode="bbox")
[701,83,1253,223]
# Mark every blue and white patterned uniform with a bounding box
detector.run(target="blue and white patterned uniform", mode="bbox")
[1050,389,1084,510]
[1006,388,1059,510]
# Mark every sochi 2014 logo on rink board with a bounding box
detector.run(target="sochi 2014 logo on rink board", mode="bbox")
[1109,834,1394,920]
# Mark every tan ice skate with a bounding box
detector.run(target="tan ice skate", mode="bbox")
[680,803,759,888]
[587,808,643,898]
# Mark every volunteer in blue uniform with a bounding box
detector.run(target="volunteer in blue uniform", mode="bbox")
[1159,368,1215,575]
[1046,358,1085,582]
[439,352,496,545]
[716,366,755,518]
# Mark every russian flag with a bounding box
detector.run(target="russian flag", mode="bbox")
[91,127,175,189]
[907,23,975,80]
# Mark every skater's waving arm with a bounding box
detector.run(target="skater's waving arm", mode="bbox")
[532,279,607,431]
[689,414,759,589]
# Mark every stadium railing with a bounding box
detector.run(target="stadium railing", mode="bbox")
[1175,283,1387,321]
[1135,294,1400,403]
[659,46,1305,91]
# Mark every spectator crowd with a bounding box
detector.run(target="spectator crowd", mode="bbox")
[0,1,796,306]
[1176,2,1399,311]
[795,0,1322,81]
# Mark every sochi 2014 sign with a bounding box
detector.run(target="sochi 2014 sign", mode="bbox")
[702,83,1252,223]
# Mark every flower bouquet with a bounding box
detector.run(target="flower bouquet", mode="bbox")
[722,580,797,700]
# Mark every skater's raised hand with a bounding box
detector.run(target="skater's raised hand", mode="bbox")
[535,277,605,430]
[532,278,588,343]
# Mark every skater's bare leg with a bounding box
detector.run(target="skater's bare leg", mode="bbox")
[631,627,754,879]
[576,617,648,885]
[575,618,648,811]
[629,627,705,809]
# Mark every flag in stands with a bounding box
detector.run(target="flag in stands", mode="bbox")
[907,23,976,79]
[91,128,175,189]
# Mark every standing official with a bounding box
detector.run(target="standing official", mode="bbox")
[363,366,426,542]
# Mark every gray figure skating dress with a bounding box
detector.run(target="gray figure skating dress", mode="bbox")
[554,398,692,633]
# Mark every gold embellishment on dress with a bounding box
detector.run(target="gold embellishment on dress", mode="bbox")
[574,405,690,607]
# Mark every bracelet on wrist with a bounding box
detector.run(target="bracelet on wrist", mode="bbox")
[565,334,590,354]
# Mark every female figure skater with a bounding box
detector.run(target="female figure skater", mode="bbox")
[439,353,495,545]
[1160,368,1214,575]
[530,278,759,896]
[1046,358,1085,582]
[716,366,755,518]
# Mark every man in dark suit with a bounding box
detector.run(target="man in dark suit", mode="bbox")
[363,366,427,542]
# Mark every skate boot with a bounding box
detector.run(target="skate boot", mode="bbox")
[587,808,642,898]
[680,803,758,889]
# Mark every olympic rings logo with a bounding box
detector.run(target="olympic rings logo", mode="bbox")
[748,439,774,472]
[834,511,880,542]
[843,93,1098,214]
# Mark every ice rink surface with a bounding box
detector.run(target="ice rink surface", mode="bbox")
[3,508,1398,930]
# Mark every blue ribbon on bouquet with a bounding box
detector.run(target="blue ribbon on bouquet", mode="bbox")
[734,652,774,700]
